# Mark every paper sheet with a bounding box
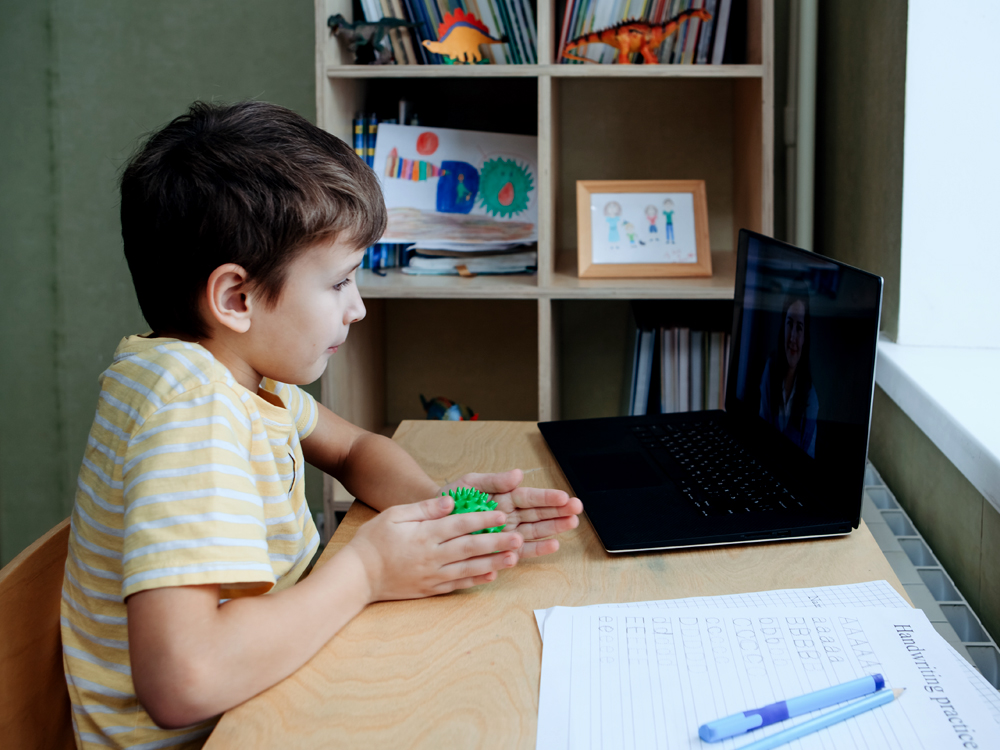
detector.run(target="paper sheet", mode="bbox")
[535,582,1000,749]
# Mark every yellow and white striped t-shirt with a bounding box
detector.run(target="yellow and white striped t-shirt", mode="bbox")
[61,335,320,749]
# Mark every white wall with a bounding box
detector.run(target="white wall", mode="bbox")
[898,1,1000,347]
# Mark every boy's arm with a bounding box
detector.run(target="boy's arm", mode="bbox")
[302,403,584,557]
[129,496,522,729]
[301,402,442,510]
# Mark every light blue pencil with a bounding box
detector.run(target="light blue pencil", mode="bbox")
[735,688,905,750]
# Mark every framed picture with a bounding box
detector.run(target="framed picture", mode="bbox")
[576,179,712,278]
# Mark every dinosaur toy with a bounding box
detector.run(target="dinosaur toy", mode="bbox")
[562,8,712,65]
[422,9,505,64]
[327,13,415,65]
[420,395,479,421]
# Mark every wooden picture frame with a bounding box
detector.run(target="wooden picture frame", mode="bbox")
[576,179,712,278]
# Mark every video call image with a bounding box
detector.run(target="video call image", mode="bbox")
[733,236,880,464]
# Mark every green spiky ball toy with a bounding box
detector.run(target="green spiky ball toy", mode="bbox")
[445,486,504,534]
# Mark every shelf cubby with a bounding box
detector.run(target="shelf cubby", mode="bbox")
[315,0,773,517]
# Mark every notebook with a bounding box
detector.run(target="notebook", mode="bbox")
[538,229,883,552]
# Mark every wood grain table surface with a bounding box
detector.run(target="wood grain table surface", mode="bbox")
[206,420,908,749]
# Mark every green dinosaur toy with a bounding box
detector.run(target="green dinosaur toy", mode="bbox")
[445,486,504,534]
[327,13,415,65]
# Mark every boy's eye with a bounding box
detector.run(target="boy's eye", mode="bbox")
[333,278,352,291]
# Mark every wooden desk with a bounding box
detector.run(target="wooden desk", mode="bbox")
[206,421,908,749]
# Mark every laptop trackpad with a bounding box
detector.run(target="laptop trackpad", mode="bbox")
[568,453,663,492]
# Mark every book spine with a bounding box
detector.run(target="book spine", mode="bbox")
[671,0,691,63]
[481,0,510,63]
[520,0,538,63]
[716,331,725,408]
[722,332,730,402]
[402,0,433,62]
[710,0,731,64]
[494,0,522,63]
[681,0,703,64]
[570,0,590,63]
[634,329,655,416]
[365,114,378,168]
[689,330,703,411]
[659,327,668,414]
[658,0,683,63]
[463,0,495,63]
[506,0,531,64]
[391,0,421,64]
[378,0,408,63]
[694,0,716,63]
[557,0,576,62]
[353,114,366,158]
[677,327,689,412]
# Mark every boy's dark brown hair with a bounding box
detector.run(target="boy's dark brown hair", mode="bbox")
[120,100,386,338]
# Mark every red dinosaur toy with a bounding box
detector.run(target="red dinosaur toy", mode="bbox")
[562,8,712,64]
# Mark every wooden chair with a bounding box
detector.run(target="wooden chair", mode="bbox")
[0,519,75,749]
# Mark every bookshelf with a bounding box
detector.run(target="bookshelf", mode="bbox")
[315,0,773,515]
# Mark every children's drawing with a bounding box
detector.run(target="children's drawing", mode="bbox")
[604,201,621,247]
[562,8,712,65]
[623,221,643,247]
[416,131,439,155]
[422,9,506,64]
[644,205,659,241]
[662,198,675,244]
[478,158,534,217]
[590,192,696,264]
[375,124,537,243]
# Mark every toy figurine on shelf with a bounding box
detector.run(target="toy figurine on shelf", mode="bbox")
[562,7,711,64]
[422,9,505,64]
[327,13,415,65]
[420,395,479,421]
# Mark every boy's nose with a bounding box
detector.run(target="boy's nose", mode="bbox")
[348,296,366,325]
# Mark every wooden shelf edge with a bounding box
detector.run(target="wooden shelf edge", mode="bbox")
[326,64,764,79]
[357,251,735,300]
[357,269,541,299]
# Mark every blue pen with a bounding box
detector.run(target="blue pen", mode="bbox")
[734,688,903,750]
[699,673,885,742]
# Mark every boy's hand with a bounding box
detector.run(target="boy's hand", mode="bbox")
[440,469,583,559]
[344,495,524,602]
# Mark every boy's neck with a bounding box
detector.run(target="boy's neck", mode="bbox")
[198,336,264,393]
[155,330,264,394]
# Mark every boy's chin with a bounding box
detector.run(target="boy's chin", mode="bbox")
[273,359,330,387]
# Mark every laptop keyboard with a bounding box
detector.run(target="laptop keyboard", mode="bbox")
[631,423,806,518]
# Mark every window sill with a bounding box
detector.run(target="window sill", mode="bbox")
[875,338,1000,514]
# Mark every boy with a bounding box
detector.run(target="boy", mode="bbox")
[61,101,582,749]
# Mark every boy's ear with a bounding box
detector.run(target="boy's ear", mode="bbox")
[204,264,254,334]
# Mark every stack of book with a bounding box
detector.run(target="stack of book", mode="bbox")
[625,325,731,416]
[402,241,537,276]
[556,0,742,65]
[623,301,733,416]
[358,0,537,64]
[353,111,411,274]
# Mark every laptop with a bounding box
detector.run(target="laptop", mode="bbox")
[538,229,883,552]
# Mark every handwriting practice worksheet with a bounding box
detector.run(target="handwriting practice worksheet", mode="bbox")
[536,583,1000,749]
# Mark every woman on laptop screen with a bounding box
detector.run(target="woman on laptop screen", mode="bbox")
[758,284,819,457]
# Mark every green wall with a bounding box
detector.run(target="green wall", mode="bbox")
[814,0,906,339]
[0,0,318,564]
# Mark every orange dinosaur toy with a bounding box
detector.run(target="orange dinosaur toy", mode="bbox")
[422,8,504,63]
[562,8,712,64]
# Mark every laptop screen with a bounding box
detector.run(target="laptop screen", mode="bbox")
[727,230,883,511]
